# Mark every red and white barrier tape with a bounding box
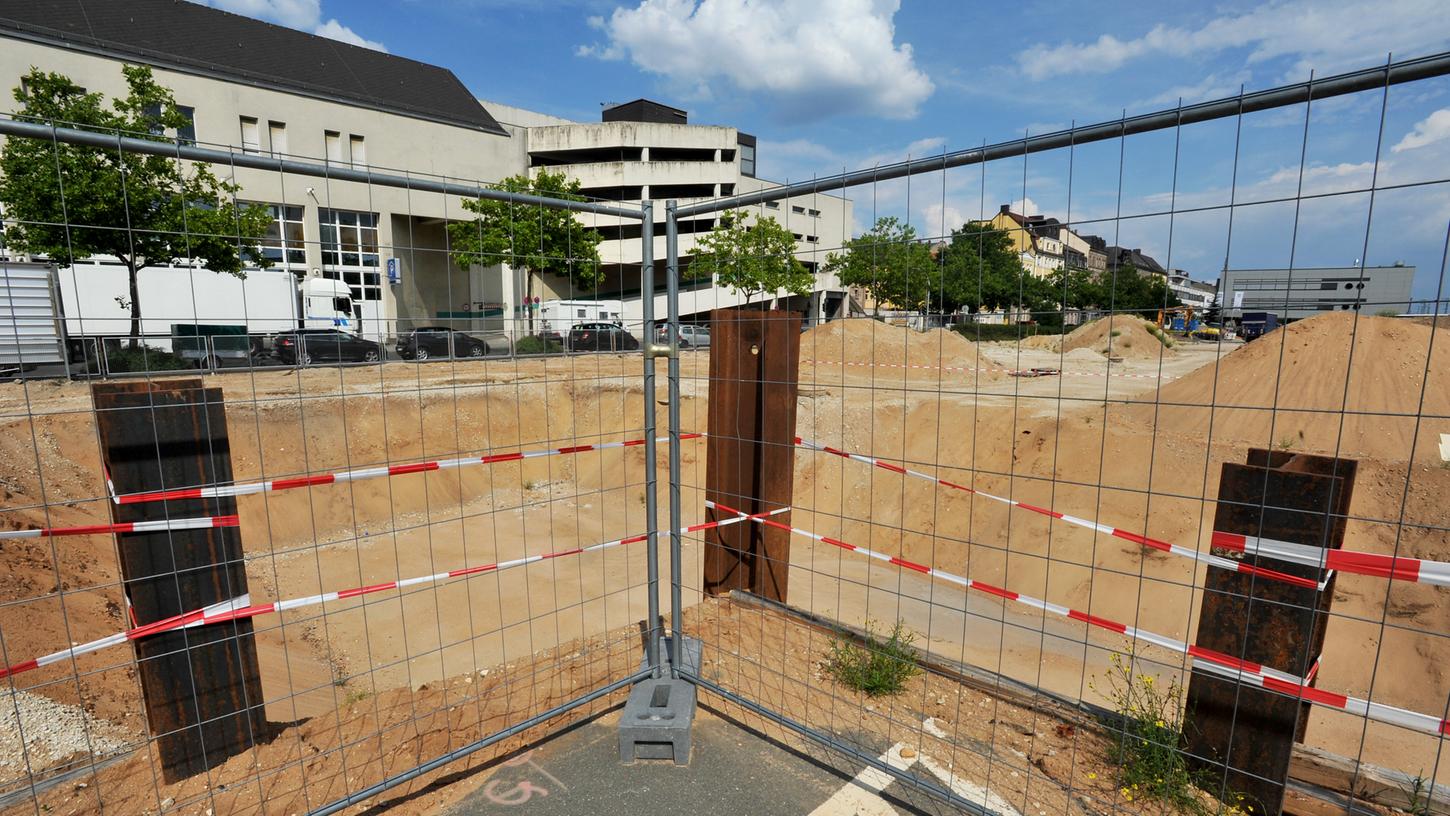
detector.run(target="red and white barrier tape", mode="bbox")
[712,501,1450,738]
[794,438,1329,592]
[0,506,786,681]
[1210,530,1450,588]
[112,433,704,505]
[804,359,1176,382]
[0,514,239,541]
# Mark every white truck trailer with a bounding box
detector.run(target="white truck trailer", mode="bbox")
[535,299,625,339]
[0,260,67,373]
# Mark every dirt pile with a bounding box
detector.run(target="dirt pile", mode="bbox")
[800,319,1009,379]
[1061,315,1173,360]
[1016,333,1063,351]
[1140,312,1450,462]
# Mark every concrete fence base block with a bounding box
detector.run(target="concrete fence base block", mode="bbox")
[620,636,700,765]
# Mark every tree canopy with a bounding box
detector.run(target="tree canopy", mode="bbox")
[690,211,812,304]
[1045,264,1180,318]
[937,221,1049,314]
[824,216,937,314]
[0,65,272,344]
[446,170,603,290]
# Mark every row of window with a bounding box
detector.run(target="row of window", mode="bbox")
[256,205,382,302]
[761,201,821,217]
[238,117,366,164]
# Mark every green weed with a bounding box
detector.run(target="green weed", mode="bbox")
[825,620,921,697]
[1093,651,1205,813]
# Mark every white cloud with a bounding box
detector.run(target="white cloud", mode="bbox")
[1392,108,1450,153]
[201,0,320,27]
[312,18,389,52]
[923,202,966,234]
[579,0,933,121]
[1018,0,1448,83]
[196,0,387,52]
[1136,70,1252,108]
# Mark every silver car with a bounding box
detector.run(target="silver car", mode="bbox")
[655,325,711,348]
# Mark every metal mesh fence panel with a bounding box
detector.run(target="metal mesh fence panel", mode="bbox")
[662,53,1450,816]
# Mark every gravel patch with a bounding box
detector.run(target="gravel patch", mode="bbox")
[0,689,134,775]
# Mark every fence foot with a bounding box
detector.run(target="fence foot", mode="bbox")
[619,636,700,765]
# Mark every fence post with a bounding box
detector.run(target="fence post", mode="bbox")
[1184,449,1356,816]
[702,306,801,601]
[91,378,266,782]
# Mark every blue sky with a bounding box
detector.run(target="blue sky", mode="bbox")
[203,0,1450,301]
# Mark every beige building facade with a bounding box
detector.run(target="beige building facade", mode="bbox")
[0,2,529,343]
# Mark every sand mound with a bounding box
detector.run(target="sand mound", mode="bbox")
[801,319,1009,378]
[1017,334,1062,351]
[1061,315,1173,360]
[1142,312,1450,462]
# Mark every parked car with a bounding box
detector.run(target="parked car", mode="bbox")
[567,322,639,352]
[273,329,381,365]
[395,326,507,360]
[653,324,711,348]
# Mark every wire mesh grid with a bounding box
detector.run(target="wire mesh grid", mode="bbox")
[0,101,673,815]
[667,55,1450,816]
[0,50,1449,816]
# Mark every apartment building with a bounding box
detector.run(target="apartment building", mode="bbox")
[0,0,523,341]
[989,205,1111,278]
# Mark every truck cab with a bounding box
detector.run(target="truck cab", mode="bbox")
[301,277,355,332]
[1239,311,1280,341]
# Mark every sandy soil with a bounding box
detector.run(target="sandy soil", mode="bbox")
[1059,316,1176,361]
[788,313,1450,784]
[0,311,1446,806]
[5,600,1294,816]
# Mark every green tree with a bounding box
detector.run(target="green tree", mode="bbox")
[1049,264,1180,317]
[939,221,1034,314]
[825,216,937,314]
[691,211,812,305]
[0,65,272,347]
[1045,266,1099,310]
[447,170,603,302]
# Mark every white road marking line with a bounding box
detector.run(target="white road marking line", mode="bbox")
[922,717,950,740]
[810,720,1024,816]
[809,743,912,816]
[917,755,1024,816]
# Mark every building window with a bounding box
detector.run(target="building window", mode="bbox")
[239,117,260,153]
[268,121,287,156]
[764,200,779,209]
[325,130,343,163]
[143,103,195,145]
[349,134,366,167]
[808,208,821,217]
[177,106,195,145]
[323,268,382,302]
[257,203,306,268]
[319,209,381,302]
[792,205,805,214]
[739,143,755,177]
